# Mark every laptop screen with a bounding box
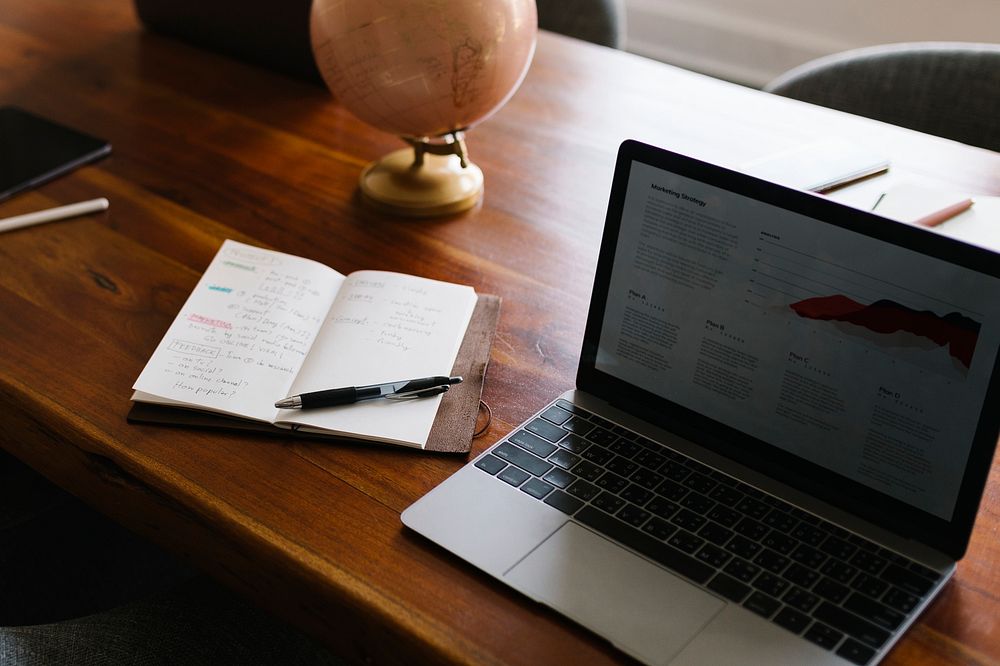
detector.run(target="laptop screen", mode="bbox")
[579,141,1000,559]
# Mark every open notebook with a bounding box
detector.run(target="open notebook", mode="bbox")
[130,240,499,452]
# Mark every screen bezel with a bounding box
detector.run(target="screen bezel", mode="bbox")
[577,139,1000,560]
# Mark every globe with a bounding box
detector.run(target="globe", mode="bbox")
[311,0,538,216]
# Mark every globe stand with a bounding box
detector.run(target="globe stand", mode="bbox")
[359,132,484,217]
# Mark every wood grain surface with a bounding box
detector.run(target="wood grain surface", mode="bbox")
[1,2,998,664]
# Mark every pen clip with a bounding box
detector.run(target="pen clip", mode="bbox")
[385,385,450,401]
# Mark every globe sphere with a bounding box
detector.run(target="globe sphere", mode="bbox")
[310,0,538,139]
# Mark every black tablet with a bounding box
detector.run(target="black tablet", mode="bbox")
[0,106,111,203]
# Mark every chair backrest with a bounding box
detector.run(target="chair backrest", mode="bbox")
[536,0,625,49]
[765,42,1000,152]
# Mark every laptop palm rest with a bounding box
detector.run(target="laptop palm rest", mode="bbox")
[505,521,724,665]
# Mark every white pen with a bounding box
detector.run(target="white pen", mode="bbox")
[0,197,109,234]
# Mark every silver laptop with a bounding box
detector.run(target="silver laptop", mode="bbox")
[403,140,1000,665]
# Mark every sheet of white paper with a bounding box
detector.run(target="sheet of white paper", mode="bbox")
[282,271,477,447]
[133,240,343,421]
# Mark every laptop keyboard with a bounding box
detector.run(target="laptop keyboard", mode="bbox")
[474,399,943,665]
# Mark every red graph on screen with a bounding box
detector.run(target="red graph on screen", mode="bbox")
[789,295,981,369]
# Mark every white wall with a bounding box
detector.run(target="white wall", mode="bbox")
[624,0,1000,87]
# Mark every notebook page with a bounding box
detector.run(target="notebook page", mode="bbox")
[280,271,477,447]
[133,240,343,422]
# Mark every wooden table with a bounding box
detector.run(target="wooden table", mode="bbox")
[2,2,999,664]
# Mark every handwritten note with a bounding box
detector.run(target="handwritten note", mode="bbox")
[132,241,478,447]
[283,271,476,445]
[133,241,342,420]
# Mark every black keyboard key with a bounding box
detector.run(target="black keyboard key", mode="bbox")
[671,509,706,532]
[593,491,626,515]
[595,471,628,494]
[509,430,558,458]
[804,622,843,650]
[540,405,573,425]
[475,454,506,475]
[699,521,734,546]
[607,455,639,478]
[783,563,819,589]
[881,564,933,597]
[581,444,614,466]
[696,543,731,568]
[734,517,768,541]
[621,484,654,506]
[820,558,859,584]
[630,468,664,490]
[744,591,781,619]
[814,577,851,604]
[681,491,715,515]
[541,468,574,489]
[762,530,798,555]
[587,427,618,446]
[521,478,554,499]
[590,414,615,430]
[879,547,910,566]
[669,530,705,554]
[762,509,797,532]
[575,507,714,584]
[563,415,594,435]
[498,466,530,487]
[735,497,771,520]
[753,572,789,598]
[526,418,568,442]
[820,535,857,561]
[837,639,877,666]
[641,516,677,541]
[790,544,827,569]
[791,522,827,546]
[544,489,583,515]
[844,593,905,630]
[850,551,888,576]
[683,472,717,494]
[773,607,810,635]
[655,479,688,501]
[608,438,641,458]
[783,586,820,613]
[725,535,761,560]
[633,448,666,471]
[547,448,581,470]
[619,503,652,528]
[814,602,891,649]
[851,573,888,599]
[707,505,742,528]
[883,587,919,614]
[724,557,760,583]
[754,549,790,574]
[566,479,600,502]
[572,460,604,481]
[708,484,744,507]
[646,496,680,520]
[708,572,750,602]
[662,461,691,482]
[493,442,552,477]
[686,459,714,476]
[558,433,590,453]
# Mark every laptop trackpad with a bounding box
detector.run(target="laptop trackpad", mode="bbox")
[505,521,724,666]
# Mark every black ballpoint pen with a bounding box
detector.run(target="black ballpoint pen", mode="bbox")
[274,375,462,409]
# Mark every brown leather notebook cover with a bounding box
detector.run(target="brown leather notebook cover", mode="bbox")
[128,294,500,454]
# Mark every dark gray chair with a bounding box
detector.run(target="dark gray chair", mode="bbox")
[537,0,625,49]
[764,42,1000,152]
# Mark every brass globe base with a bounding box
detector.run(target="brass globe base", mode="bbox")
[359,148,483,218]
